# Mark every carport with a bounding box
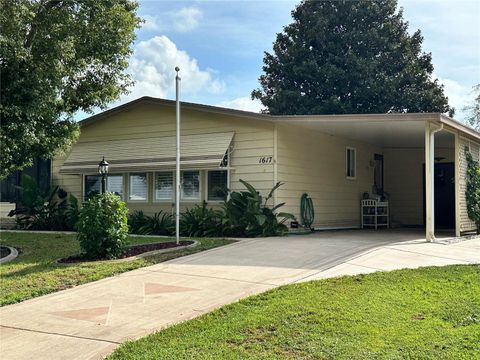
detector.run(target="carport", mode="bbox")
[274,113,480,241]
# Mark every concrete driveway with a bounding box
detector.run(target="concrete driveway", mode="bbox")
[0,229,478,360]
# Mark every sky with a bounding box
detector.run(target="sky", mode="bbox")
[78,0,480,122]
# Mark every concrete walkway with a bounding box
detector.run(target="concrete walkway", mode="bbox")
[0,229,478,360]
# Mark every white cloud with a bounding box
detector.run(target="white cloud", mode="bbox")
[173,7,203,32]
[436,74,473,120]
[217,96,263,113]
[140,7,203,33]
[119,36,224,103]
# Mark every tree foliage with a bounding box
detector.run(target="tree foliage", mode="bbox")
[0,0,141,178]
[465,147,480,232]
[463,84,480,131]
[252,0,452,116]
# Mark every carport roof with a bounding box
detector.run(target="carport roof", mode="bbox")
[273,113,475,148]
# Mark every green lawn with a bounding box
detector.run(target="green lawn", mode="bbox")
[0,231,234,306]
[109,265,480,360]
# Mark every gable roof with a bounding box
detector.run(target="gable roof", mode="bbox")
[79,96,272,128]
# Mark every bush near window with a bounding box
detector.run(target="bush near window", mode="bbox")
[77,192,129,260]
[126,181,295,238]
[465,147,480,232]
[181,202,224,237]
[127,210,149,234]
[138,211,175,236]
[8,174,79,231]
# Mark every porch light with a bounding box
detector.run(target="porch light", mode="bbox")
[98,157,109,194]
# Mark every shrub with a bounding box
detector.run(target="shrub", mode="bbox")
[465,146,480,232]
[127,210,148,234]
[181,202,224,237]
[77,192,129,260]
[138,211,174,236]
[64,194,80,231]
[222,180,295,237]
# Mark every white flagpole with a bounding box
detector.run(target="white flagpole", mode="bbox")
[175,66,181,245]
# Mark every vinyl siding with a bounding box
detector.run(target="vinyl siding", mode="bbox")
[383,147,454,226]
[52,154,83,200]
[52,102,274,214]
[459,136,480,233]
[275,123,382,228]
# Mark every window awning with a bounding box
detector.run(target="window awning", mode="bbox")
[59,132,234,174]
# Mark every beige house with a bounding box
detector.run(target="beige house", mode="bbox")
[53,96,480,241]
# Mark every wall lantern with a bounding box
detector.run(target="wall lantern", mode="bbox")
[98,156,109,194]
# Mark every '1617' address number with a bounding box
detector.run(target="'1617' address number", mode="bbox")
[259,156,273,164]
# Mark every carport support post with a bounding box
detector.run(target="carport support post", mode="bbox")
[425,122,443,242]
[454,132,461,237]
[425,122,435,242]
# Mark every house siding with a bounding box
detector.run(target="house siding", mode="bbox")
[275,123,382,228]
[52,102,275,214]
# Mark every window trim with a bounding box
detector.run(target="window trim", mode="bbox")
[153,171,174,203]
[128,172,149,202]
[206,169,228,203]
[346,146,357,180]
[180,170,201,201]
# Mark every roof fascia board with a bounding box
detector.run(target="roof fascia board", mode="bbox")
[439,114,480,141]
[272,112,440,123]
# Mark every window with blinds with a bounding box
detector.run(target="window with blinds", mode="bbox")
[181,171,200,200]
[107,175,124,199]
[129,173,148,201]
[155,172,173,200]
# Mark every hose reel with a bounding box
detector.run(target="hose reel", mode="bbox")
[300,193,315,230]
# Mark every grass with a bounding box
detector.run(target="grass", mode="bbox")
[0,231,234,306]
[109,265,480,360]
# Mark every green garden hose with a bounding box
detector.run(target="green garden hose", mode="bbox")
[300,193,315,230]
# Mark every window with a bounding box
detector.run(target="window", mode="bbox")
[84,175,101,200]
[155,172,173,201]
[346,147,356,179]
[181,171,200,200]
[107,175,124,199]
[208,170,227,201]
[373,154,384,194]
[129,173,148,201]
[84,175,124,200]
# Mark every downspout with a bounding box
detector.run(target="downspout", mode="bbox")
[426,122,444,242]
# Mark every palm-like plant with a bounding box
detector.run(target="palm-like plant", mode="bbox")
[222,180,295,237]
[180,202,223,237]
[137,211,175,236]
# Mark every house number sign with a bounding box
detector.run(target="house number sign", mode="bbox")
[258,156,273,164]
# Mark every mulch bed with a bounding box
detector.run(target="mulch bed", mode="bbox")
[58,240,194,264]
[0,246,12,259]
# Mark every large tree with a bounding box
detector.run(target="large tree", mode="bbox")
[252,0,453,116]
[0,0,141,179]
[463,84,480,130]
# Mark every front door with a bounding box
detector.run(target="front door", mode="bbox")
[423,162,455,229]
